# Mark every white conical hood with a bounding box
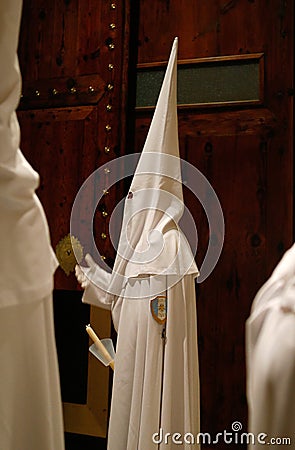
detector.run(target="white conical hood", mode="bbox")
[130,36,182,202]
[108,38,198,305]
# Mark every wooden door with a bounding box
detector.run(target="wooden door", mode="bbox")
[133,1,293,448]
[17,0,131,446]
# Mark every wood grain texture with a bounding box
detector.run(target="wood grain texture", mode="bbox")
[17,0,132,440]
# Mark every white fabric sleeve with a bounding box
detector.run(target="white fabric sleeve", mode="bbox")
[80,261,114,310]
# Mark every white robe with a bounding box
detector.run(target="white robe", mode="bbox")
[0,1,64,448]
[0,295,65,450]
[112,275,199,450]
[246,244,295,449]
[82,240,200,449]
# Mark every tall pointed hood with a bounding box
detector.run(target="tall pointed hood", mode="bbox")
[108,37,198,301]
[130,36,182,203]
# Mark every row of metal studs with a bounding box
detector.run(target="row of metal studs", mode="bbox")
[100,1,117,261]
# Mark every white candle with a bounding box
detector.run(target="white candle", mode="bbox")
[86,324,114,370]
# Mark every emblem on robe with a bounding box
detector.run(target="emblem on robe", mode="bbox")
[55,234,84,275]
[150,296,167,324]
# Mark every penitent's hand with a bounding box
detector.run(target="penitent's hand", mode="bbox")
[75,254,112,310]
[75,253,99,289]
[75,264,88,289]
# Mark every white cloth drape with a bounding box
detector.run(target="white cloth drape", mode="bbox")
[109,274,199,450]
[83,271,200,450]
[246,244,295,449]
[0,296,65,450]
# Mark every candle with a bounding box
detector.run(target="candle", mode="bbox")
[86,324,114,370]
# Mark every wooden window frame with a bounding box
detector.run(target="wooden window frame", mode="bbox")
[136,53,265,110]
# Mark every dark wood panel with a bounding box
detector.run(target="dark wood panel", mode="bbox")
[19,0,122,79]
[17,0,132,441]
[18,0,130,286]
[184,134,268,434]
[18,106,104,289]
[19,74,106,110]
[137,0,289,61]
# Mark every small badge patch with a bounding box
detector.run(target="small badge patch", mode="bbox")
[150,296,167,325]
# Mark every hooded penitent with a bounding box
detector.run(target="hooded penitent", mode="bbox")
[77,37,200,450]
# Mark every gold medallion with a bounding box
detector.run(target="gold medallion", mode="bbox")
[55,234,84,275]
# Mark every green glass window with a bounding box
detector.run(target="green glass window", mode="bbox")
[136,54,263,109]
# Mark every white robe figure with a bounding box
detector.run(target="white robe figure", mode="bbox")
[0,1,64,449]
[77,38,200,449]
[246,244,295,449]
